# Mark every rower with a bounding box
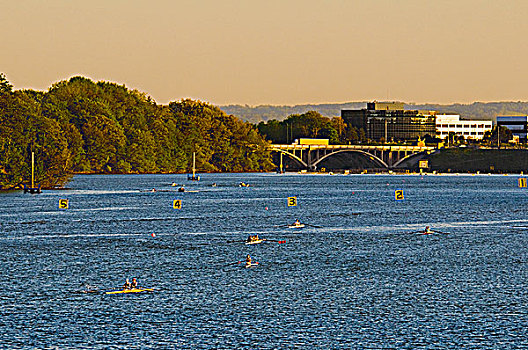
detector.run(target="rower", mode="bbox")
[245,254,252,265]
[294,219,301,226]
[424,226,432,234]
[246,235,253,243]
[131,278,138,289]
[123,278,131,290]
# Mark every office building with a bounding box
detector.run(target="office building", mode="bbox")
[341,102,436,141]
[436,115,492,140]
[496,116,528,141]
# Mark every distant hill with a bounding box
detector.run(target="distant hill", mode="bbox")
[220,102,366,123]
[220,101,528,123]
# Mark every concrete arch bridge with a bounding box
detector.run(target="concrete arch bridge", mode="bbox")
[270,144,436,170]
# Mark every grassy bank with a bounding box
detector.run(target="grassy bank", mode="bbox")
[429,149,528,173]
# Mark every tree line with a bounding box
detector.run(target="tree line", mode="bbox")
[0,74,274,190]
[256,110,365,145]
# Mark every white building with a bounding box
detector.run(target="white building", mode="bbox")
[436,114,492,140]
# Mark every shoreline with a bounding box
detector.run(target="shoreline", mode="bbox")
[2,170,524,192]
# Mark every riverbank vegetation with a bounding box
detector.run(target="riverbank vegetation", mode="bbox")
[0,75,273,190]
[257,111,365,144]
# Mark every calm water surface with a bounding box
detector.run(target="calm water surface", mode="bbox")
[1,173,528,349]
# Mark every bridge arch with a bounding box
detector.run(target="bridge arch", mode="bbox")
[392,151,430,168]
[312,149,389,169]
[276,150,308,168]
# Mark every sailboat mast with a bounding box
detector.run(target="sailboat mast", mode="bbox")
[192,152,196,178]
[31,151,35,188]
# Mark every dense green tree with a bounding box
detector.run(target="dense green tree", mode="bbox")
[0,76,275,189]
[483,126,513,145]
[0,90,74,188]
[257,111,344,144]
[0,73,13,95]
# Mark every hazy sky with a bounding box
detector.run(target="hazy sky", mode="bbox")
[2,0,527,105]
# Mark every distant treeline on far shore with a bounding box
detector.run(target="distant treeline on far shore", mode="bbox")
[222,101,528,123]
[0,74,274,190]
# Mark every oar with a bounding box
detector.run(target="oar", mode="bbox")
[265,239,286,244]
[305,223,322,228]
[78,283,100,293]
[225,261,243,266]
[226,240,246,243]
[431,229,450,235]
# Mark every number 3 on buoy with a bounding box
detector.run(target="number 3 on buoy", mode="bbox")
[394,190,404,201]
[58,199,69,210]
[173,199,182,210]
[287,196,297,207]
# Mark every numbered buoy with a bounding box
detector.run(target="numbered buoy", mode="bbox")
[173,199,182,209]
[58,198,69,210]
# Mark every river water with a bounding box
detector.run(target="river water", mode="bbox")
[1,173,528,349]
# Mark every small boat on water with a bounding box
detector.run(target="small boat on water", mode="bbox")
[245,239,265,245]
[104,288,154,295]
[288,220,305,229]
[245,262,259,268]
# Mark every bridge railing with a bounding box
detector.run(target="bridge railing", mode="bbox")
[270,144,435,152]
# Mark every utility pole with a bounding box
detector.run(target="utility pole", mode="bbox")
[497,125,500,149]
[384,119,388,144]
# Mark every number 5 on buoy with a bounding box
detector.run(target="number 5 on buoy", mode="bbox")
[173,199,182,209]
[58,199,69,210]
[394,190,404,201]
[287,196,297,207]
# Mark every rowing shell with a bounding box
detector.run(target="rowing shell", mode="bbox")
[288,224,305,229]
[245,262,259,268]
[104,288,154,295]
[245,239,265,245]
